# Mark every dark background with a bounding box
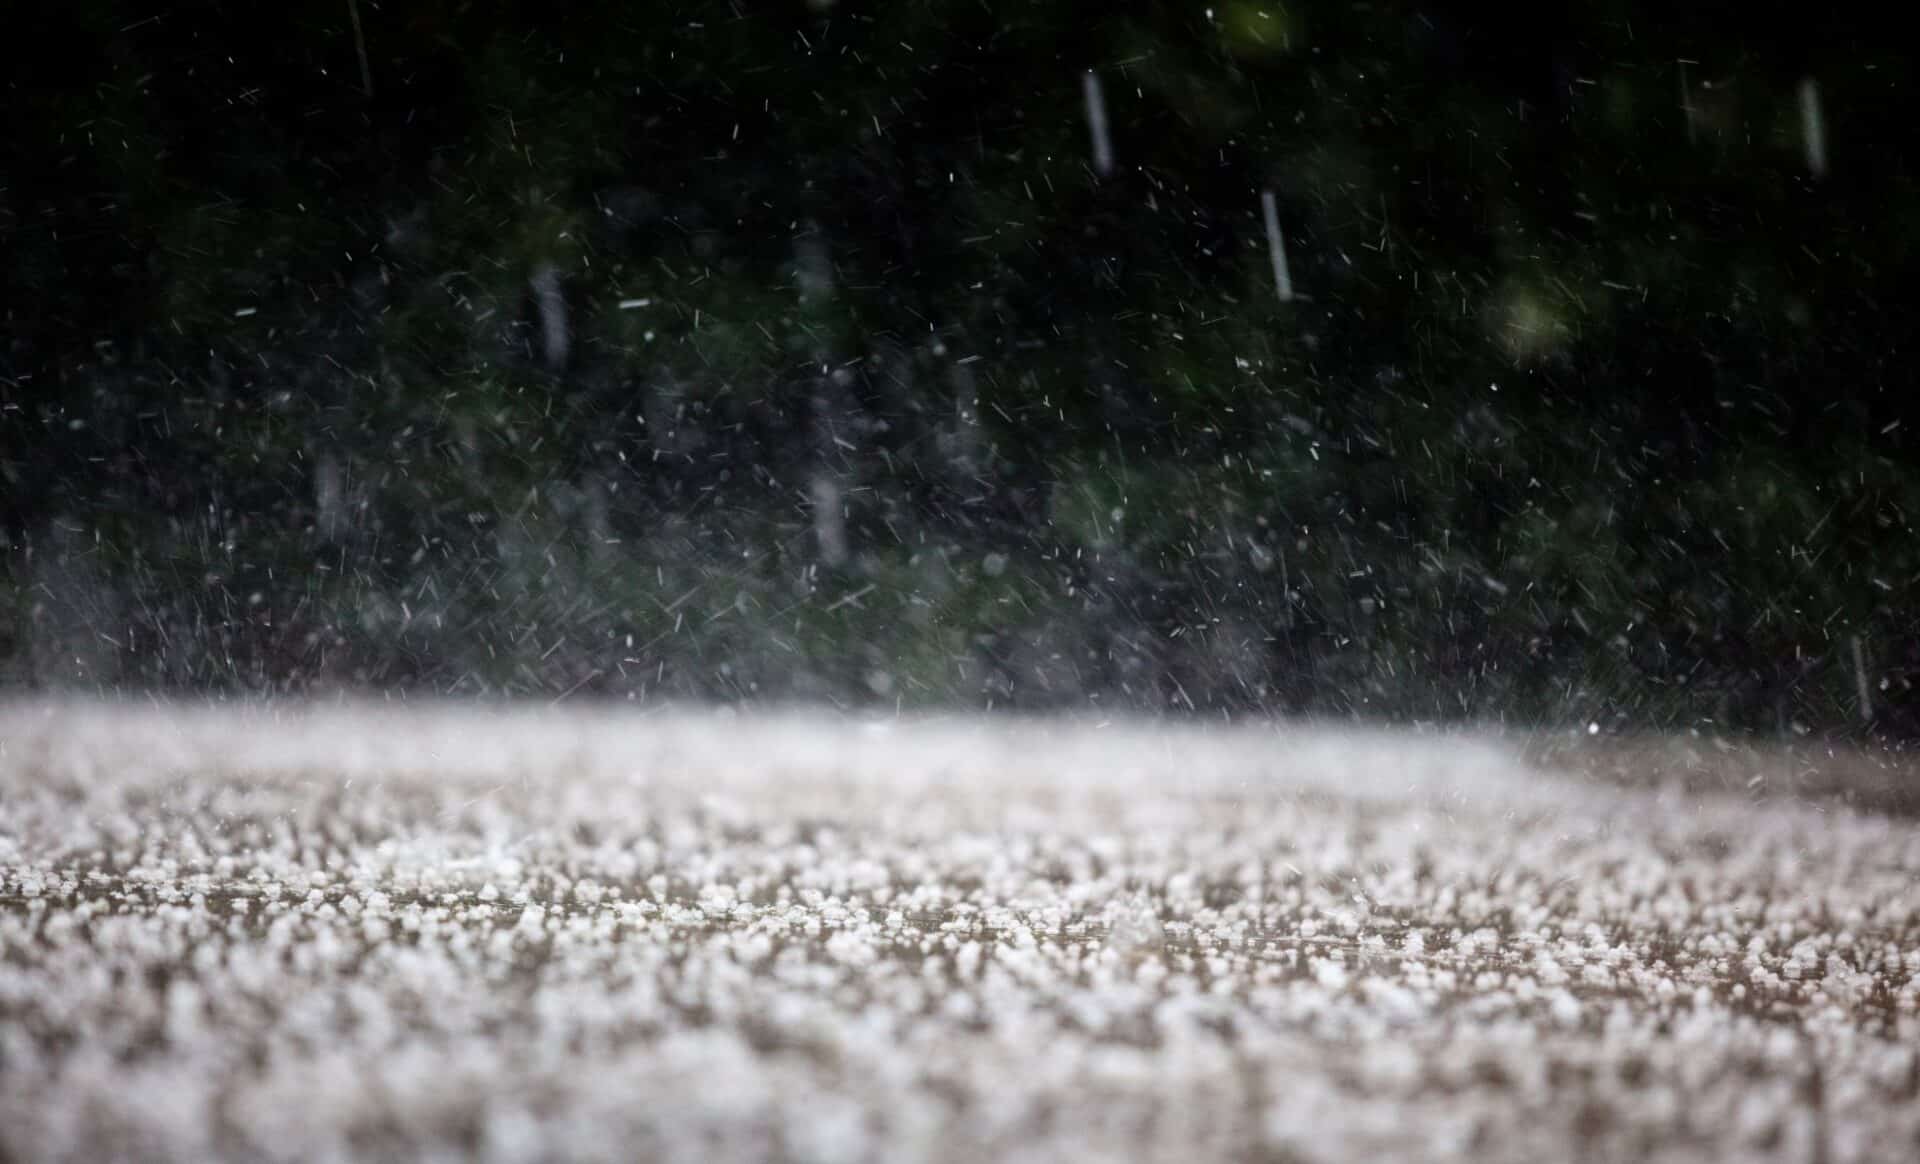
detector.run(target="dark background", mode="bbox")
[4,0,1916,737]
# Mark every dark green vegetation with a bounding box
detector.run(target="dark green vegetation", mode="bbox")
[4,2,1917,734]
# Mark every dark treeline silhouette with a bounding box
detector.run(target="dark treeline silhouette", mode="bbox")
[4,1,1917,737]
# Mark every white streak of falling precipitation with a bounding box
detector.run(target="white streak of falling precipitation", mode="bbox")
[1083,70,1113,177]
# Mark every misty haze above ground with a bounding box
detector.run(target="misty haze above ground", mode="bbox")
[2,702,1916,1161]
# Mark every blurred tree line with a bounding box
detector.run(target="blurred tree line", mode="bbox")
[3,0,1917,737]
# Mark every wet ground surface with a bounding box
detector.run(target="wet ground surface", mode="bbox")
[2,702,1918,1162]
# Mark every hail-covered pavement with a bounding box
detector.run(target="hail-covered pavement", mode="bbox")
[2,701,1916,1162]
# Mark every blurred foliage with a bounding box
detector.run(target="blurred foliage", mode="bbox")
[3,0,1918,737]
